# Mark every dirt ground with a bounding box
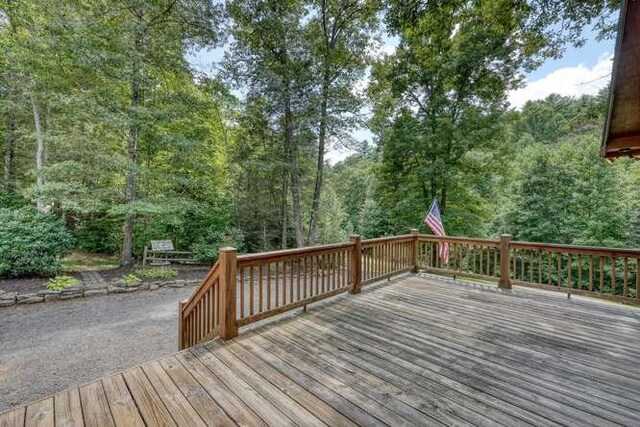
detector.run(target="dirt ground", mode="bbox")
[0,286,194,412]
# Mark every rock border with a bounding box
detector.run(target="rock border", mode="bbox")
[0,279,200,308]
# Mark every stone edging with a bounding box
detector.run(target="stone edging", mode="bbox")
[0,279,200,308]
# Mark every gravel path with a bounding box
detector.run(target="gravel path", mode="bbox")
[0,286,193,412]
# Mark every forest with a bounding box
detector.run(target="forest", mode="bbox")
[0,0,633,278]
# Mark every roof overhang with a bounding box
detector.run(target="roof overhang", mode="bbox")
[602,0,640,160]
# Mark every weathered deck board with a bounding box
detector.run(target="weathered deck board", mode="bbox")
[2,274,640,426]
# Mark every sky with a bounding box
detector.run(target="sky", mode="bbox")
[187,30,615,164]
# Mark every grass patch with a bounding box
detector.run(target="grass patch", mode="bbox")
[62,251,118,271]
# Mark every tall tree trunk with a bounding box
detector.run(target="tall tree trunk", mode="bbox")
[122,23,143,268]
[308,70,331,246]
[3,112,16,193]
[284,85,305,247]
[31,95,46,213]
[280,170,288,249]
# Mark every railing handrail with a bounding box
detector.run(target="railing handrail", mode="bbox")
[511,240,640,257]
[419,235,500,246]
[361,234,415,245]
[236,241,354,266]
[180,259,220,318]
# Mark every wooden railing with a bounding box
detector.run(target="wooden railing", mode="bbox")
[417,235,504,282]
[178,233,420,349]
[179,231,640,349]
[510,241,640,303]
[179,259,222,349]
[235,242,354,327]
[361,234,416,284]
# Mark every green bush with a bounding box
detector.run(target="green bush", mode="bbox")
[191,227,246,263]
[46,275,78,291]
[118,274,141,287]
[0,208,74,278]
[136,267,178,279]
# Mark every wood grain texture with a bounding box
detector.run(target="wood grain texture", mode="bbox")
[5,274,640,427]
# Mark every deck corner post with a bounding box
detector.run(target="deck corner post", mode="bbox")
[410,228,419,273]
[349,235,362,294]
[498,234,512,289]
[219,247,238,340]
[178,300,186,350]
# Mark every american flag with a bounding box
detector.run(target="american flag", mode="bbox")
[424,199,449,263]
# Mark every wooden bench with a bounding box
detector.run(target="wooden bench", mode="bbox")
[142,240,196,266]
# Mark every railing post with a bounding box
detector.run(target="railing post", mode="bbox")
[349,235,362,294]
[218,247,238,340]
[410,229,419,272]
[178,300,186,350]
[498,234,512,289]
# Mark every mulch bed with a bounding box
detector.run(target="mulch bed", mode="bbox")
[0,265,210,295]
[0,272,84,295]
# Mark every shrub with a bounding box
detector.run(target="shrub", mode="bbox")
[46,275,78,291]
[136,267,178,279]
[0,208,74,278]
[191,227,246,264]
[118,274,141,287]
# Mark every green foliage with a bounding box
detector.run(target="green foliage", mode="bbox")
[46,275,78,291]
[0,0,632,275]
[0,208,74,278]
[136,268,178,279]
[118,274,141,287]
[191,227,246,264]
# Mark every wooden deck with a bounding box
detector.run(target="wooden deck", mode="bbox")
[2,273,640,426]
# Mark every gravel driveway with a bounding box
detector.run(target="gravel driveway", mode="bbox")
[0,287,193,412]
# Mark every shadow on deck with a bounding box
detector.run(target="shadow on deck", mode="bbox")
[2,273,640,426]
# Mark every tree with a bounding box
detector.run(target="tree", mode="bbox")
[225,0,312,248]
[305,0,378,245]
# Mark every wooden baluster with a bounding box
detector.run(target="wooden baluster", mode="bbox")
[578,255,582,290]
[267,262,272,310]
[290,258,294,302]
[611,256,617,296]
[512,248,517,280]
[567,254,572,291]
[623,257,628,298]
[493,247,498,277]
[239,267,245,318]
[259,264,263,313]
[333,252,340,289]
[636,259,639,300]
[275,261,280,307]
[315,255,320,295]
[296,258,302,301]
[303,257,308,298]
[249,266,254,316]
[589,256,593,292]
[547,252,552,286]
[538,251,542,284]
[282,260,287,303]
[520,249,524,281]
[557,253,562,287]
[323,253,328,293]
[599,256,604,294]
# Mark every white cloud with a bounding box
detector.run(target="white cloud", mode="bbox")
[508,53,613,109]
